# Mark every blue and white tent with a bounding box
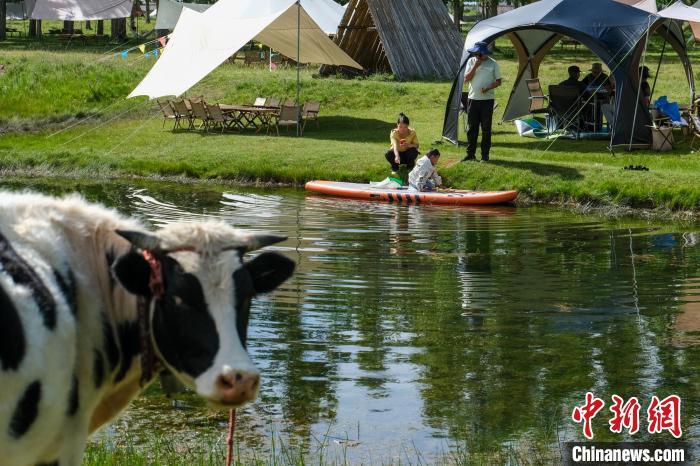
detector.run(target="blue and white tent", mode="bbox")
[442,0,693,148]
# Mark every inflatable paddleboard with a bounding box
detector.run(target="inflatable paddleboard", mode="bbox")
[305,181,518,206]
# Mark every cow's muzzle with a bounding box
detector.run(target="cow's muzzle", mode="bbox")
[214,366,260,406]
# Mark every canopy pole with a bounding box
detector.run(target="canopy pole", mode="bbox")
[628,15,652,151]
[650,25,667,99]
[296,0,301,137]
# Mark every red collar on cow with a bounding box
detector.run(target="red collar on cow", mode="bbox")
[142,250,164,298]
[137,249,169,387]
[136,247,198,387]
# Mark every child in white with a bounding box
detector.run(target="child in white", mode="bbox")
[408,149,442,192]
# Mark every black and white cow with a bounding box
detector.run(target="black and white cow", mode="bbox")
[0,191,295,466]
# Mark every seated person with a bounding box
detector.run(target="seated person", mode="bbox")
[639,66,651,107]
[559,65,585,94]
[408,149,442,192]
[385,113,419,175]
[582,63,612,93]
[582,63,614,131]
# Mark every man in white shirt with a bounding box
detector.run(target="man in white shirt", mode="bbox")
[408,149,442,192]
[461,41,502,162]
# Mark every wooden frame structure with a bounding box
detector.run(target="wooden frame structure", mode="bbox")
[321,0,461,80]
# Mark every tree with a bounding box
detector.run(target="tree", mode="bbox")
[0,0,6,42]
[29,19,42,37]
[453,0,463,27]
[111,18,126,40]
[481,0,498,18]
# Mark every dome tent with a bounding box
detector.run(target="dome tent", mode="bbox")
[442,0,693,149]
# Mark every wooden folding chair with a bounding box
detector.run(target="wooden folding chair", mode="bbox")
[525,78,549,116]
[270,104,299,136]
[205,102,234,133]
[189,100,211,131]
[157,100,178,130]
[171,100,193,130]
[301,101,320,134]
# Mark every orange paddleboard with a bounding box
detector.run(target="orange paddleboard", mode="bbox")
[305,181,518,206]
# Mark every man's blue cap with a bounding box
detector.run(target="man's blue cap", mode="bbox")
[467,41,492,55]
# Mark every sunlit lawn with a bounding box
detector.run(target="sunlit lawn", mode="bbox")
[0,35,698,211]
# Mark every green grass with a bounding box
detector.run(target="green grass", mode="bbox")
[82,431,559,466]
[1,37,699,212]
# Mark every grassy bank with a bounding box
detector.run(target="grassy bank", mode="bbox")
[1,38,699,212]
[82,433,559,466]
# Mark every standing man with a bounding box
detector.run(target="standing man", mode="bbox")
[461,41,501,162]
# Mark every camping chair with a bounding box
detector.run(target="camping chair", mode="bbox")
[205,102,234,133]
[302,101,321,133]
[282,99,296,107]
[189,100,211,131]
[171,100,194,130]
[157,100,178,130]
[548,85,584,137]
[687,97,700,150]
[526,78,549,117]
[650,108,672,128]
[244,51,263,66]
[253,97,267,107]
[270,104,300,136]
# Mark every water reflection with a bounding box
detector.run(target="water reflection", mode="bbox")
[1,180,698,461]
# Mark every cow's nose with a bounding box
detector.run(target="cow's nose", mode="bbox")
[216,370,260,406]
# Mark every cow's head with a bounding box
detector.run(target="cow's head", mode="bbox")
[111,223,294,407]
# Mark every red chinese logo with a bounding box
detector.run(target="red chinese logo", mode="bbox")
[647,395,682,438]
[572,392,605,440]
[609,395,640,435]
[572,393,682,439]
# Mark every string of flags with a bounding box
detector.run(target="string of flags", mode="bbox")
[114,35,169,60]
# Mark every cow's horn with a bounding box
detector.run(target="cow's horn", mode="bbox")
[116,230,162,251]
[242,233,287,252]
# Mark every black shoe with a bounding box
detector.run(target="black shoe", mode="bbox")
[481,157,489,162]
[461,155,477,162]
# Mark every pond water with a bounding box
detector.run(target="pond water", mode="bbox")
[2,180,699,462]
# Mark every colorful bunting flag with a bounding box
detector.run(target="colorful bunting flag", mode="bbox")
[158,36,166,47]
[153,49,159,58]
[121,50,128,59]
[159,47,164,54]
[138,44,146,54]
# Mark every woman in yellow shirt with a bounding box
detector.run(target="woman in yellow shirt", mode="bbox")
[384,113,419,174]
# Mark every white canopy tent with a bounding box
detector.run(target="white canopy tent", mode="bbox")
[658,1,700,21]
[6,2,30,19]
[27,0,133,20]
[154,0,211,31]
[154,0,344,35]
[657,1,700,42]
[129,0,361,100]
[614,0,657,13]
[297,0,344,35]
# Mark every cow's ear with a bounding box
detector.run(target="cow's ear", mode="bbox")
[245,252,295,294]
[112,251,151,296]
